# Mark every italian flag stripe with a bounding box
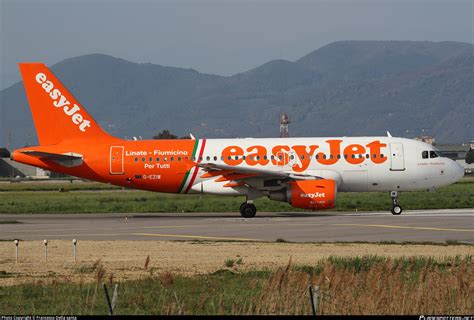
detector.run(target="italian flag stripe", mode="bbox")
[177,139,200,193]
[184,139,207,194]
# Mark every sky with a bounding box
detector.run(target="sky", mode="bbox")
[0,0,473,89]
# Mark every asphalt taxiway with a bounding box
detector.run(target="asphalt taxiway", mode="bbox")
[0,209,473,243]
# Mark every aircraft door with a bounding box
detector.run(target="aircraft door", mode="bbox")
[110,146,125,175]
[389,143,405,171]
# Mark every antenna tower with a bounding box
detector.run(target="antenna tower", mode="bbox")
[280,113,290,138]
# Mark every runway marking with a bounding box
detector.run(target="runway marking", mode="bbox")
[333,223,474,233]
[9,233,125,238]
[0,227,99,234]
[131,233,261,241]
[0,225,200,234]
[101,225,206,231]
[222,221,474,233]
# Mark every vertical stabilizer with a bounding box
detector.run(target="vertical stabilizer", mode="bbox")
[19,63,111,145]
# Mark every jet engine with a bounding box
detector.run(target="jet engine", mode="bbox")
[269,179,337,210]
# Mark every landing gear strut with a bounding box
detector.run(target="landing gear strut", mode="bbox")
[390,191,403,215]
[240,202,257,218]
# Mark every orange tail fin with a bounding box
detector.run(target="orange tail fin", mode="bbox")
[19,63,111,145]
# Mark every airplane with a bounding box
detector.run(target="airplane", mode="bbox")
[10,63,465,218]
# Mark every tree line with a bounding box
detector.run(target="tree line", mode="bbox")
[152,130,190,140]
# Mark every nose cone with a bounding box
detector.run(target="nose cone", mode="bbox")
[451,160,464,183]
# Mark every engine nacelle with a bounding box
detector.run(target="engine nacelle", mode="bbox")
[269,179,337,210]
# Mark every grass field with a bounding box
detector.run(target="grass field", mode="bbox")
[0,255,471,315]
[0,179,472,214]
[0,181,121,192]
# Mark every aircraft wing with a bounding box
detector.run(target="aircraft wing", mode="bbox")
[20,151,83,167]
[197,162,322,189]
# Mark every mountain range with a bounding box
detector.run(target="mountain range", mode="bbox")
[1,40,473,148]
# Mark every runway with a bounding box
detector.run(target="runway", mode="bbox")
[0,209,473,243]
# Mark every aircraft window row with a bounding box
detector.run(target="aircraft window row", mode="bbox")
[422,150,440,159]
[133,153,385,163]
[134,156,186,163]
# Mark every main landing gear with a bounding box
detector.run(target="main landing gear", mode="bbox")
[390,191,403,215]
[240,202,257,218]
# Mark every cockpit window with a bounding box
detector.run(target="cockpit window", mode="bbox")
[429,151,439,158]
[422,151,428,159]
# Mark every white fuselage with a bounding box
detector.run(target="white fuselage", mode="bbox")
[188,137,464,195]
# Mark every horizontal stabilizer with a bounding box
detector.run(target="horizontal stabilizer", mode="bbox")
[21,151,83,167]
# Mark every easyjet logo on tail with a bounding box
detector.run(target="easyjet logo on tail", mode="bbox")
[35,73,91,132]
[221,140,387,172]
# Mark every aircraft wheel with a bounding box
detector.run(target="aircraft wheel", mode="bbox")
[391,205,403,215]
[240,203,257,218]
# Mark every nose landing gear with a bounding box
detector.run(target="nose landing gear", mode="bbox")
[390,191,403,215]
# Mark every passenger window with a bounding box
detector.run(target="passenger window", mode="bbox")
[206,156,210,161]
[344,154,348,159]
[429,151,438,158]
[149,157,153,162]
[170,157,174,161]
[322,154,326,159]
[301,155,305,160]
[290,155,295,160]
[142,157,146,162]
[156,157,160,162]
[163,157,167,162]
[178,157,182,161]
[373,154,377,159]
[134,158,138,162]
[337,154,341,159]
[213,156,217,161]
[315,154,319,159]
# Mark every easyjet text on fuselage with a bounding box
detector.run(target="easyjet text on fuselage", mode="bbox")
[221,139,387,172]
